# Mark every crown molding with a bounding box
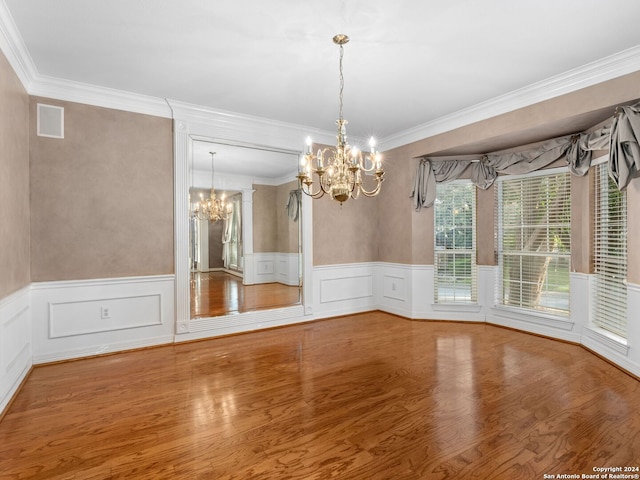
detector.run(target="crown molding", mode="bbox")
[2,0,639,149]
[379,44,640,152]
[29,75,173,118]
[169,99,336,152]
[0,0,37,89]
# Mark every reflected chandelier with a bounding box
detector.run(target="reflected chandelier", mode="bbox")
[297,34,384,204]
[192,152,229,223]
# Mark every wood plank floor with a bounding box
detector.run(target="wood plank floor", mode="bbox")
[1,312,639,479]
[191,271,301,318]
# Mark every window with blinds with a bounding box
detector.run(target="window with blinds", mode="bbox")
[434,182,477,304]
[592,162,627,338]
[496,171,571,315]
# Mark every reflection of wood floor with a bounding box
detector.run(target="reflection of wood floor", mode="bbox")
[3,312,640,478]
[190,271,301,318]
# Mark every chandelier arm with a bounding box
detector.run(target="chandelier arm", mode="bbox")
[299,179,326,199]
[357,180,383,197]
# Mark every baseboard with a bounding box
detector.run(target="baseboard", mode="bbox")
[32,334,174,364]
[176,304,307,341]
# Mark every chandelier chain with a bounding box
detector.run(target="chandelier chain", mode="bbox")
[338,43,344,122]
[298,34,384,204]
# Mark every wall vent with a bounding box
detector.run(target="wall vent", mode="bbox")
[37,103,64,139]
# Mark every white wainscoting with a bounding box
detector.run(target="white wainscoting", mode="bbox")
[244,252,299,286]
[582,281,640,378]
[377,263,486,322]
[0,286,32,415]
[30,275,175,364]
[378,263,425,319]
[312,263,376,318]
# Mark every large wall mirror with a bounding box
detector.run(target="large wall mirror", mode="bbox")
[189,139,302,320]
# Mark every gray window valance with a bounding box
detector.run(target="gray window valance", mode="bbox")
[411,102,640,211]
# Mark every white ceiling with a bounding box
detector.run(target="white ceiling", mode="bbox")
[4,0,640,149]
[192,140,299,181]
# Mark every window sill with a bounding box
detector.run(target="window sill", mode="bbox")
[490,305,574,331]
[432,303,482,313]
[583,326,629,356]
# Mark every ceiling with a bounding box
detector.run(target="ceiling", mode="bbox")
[4,0,640,150]
[192,140,299,181]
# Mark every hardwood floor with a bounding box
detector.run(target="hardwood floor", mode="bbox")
[1,312,639,479]
[191,271,301,318]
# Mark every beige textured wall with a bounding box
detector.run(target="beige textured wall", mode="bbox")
[399,71,640,159]
[253,182,300,254]
[252,184,277,253]
[476,185,496,266]
[312,186,379,266]
[376,148,413,264]
[29,97,174,281]
[571,173,592,274]
[0,51,30,299]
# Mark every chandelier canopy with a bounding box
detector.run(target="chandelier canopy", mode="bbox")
[297,34,384,204]
[192,152,229,223]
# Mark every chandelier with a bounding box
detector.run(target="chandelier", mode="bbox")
[297,34,384,204]
[192,152,229,223]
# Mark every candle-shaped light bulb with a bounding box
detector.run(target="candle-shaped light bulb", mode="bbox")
[375,152,382,170]
[299,155,306,174]
[305,136,312,154]
[369,137,376,151]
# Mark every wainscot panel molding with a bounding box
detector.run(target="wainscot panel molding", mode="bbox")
[311,263,376,318]
[30,275,175,364]
[244,253,299,287]
[176,305,306,342]
[394,263,486,322]
[0,286,31,415]
[378,263,424,319]
[570,272,591,335]
[278,253,300,287]
[581,281,640,379]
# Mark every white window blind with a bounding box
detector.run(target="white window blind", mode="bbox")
[592,162,627,338]
[434,182,477,304]
[496,172,571,315]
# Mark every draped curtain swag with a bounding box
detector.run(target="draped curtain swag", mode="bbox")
[411,102,640,211]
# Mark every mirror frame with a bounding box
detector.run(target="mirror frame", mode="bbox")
[171,106,319,340]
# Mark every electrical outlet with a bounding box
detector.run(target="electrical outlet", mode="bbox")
[101,306,111,319]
